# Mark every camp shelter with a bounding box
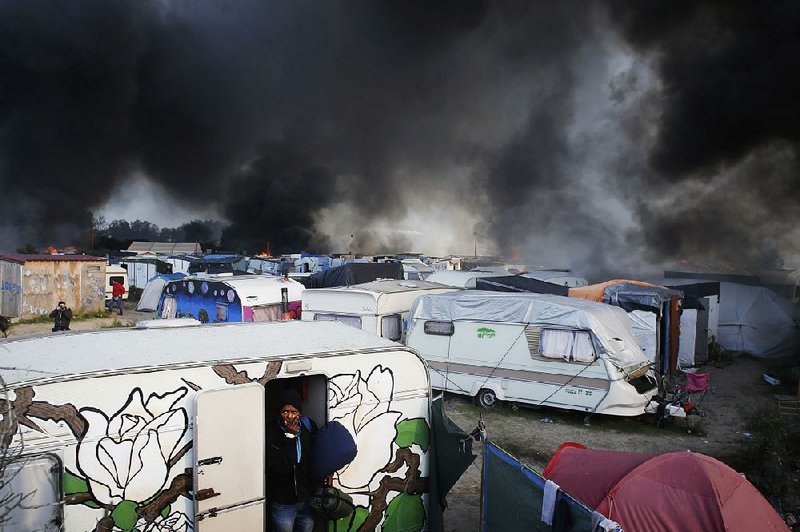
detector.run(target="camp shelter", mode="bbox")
[426,270,507,289]
[570,280,683,377]
[127,241,202,255]
[301,279,458,341]
[137,273,186,312]
[0,254,106,318]
[475,275,569,296]
[406,291,656,416]
[717,282,800,358]
[543,444,789,532]
[158,274,304,323]
[401,259,435,281]
[303,262,404,288]
[185,254,247,275]
[652,279,721,367]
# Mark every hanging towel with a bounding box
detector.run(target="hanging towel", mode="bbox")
[542,479,559,525]
[592,511,621,531]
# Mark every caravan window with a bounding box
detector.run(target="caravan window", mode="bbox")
[0,453,62,530]
[313,313,362,330]
[108,276,124,286]
[537,329,596,363]
[253,304,282,322]
[381,314,402,341]
[424,321,454,336]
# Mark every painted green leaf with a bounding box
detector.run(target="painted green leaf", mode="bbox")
[394,418,430,452]
[111,500,139,532]
[328,505,369,532]
[160,504,171,518]
[63,470,89,495]
[63,470,101,508]
[382,493,425,532]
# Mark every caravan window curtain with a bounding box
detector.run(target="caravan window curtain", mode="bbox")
[161,296,177,319]
[253,304,281,322]
[313,313,362,330]
[381,314,402,341]
[540,329,596,362]
[540,330,573,360]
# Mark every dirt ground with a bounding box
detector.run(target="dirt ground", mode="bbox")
[442,356,791,531]
[4,301,156,337]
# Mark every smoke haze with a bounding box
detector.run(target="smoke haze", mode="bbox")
[1,1,797,277]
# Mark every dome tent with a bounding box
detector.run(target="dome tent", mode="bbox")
[543,443,788,532]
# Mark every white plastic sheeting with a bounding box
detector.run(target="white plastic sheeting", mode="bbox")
[678,309,698,368]
[718,282,800,358]
[628,310,658,364]
[137,277,168,311]
[408,291,648,371]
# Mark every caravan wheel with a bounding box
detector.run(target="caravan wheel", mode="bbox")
[476,388,498,409]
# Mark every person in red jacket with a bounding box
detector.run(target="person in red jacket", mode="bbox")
[109,280,125,316]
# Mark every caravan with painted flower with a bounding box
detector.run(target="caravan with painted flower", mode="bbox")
[0,320,459,531]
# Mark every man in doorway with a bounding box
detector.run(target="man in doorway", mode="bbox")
[266,389,317,532]
[109,280,125,316]
[50,301,72,332]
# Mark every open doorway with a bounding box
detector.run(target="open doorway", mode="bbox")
[265,374,327,427]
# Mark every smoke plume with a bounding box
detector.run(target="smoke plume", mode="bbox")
[0,1,797,277]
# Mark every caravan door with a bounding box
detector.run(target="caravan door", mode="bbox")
[194,383,265,531]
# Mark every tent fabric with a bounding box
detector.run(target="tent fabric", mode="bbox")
[475,275,569,296]
[408,291,649,371]
[544,445,789,532]
[628,310,658,364]
[718,282,800,358]
[678,309,698,367]
[303,263,404,288]
[570,280,683,313]
[137,273,186,311]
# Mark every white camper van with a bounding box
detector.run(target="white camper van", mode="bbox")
[406,291,657,416]
[301,279,458,341]
[0,321,439,531]
[104,264,129,301]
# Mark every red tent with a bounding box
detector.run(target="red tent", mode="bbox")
[543,443,788,532]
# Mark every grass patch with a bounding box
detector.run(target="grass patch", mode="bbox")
[722,406,800,512]
[14,309,115,325]
[100,318,134,329]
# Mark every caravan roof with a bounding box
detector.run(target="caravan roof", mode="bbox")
[303,279,457,315]
[0,320,398,387]
[168,274,304,305]
[425,270,505,288]
[408,291,648,371]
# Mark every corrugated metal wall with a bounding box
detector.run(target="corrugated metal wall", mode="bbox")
[0,260,23,317]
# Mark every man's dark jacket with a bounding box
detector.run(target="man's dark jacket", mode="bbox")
[49,308,72,330]
[266,418,317,504]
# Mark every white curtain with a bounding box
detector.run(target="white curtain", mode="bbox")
[253,304,281,322]
[541,330,573,360]
[381,315,401,341]
[541,329,595,362]
[313,313,362,330]
[160,296,177,319]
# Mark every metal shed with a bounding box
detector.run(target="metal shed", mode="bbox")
[0,254,106,318]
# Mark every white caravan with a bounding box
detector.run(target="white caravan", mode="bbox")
[302,279,458,341]
[406,291,657,416]
[425,270,506,289]
[0,321,439,531]
[104,264,129,301]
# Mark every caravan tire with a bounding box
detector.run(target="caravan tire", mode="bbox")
[476,388,498,409]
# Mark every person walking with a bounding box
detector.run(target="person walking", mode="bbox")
[109,280,125,316]
[266,389,317,532]
[50,302,73,332]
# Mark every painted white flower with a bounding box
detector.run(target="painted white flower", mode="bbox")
[329,366,401,491]
[76,387,189,506]
[138,510,193,532]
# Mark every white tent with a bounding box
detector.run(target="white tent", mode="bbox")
[718,282,800,358]
[137,274,186,312]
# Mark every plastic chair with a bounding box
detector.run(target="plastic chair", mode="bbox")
[677,373,710,414]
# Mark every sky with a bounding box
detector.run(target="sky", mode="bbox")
[1,1,798,277]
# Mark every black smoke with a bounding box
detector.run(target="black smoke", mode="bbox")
[0,1,798,274]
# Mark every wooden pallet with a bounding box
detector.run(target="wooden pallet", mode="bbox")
[775,394,800,416]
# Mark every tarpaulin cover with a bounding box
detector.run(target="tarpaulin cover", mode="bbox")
[718,282,800,358]
[481,440,596,531]
[303,263,404,288]
[137,273,186,311]
[543,445,789,532]
[570,280,683,313]
[475,275,569,296]
[408,291,649,371]
[628,310,658,364]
